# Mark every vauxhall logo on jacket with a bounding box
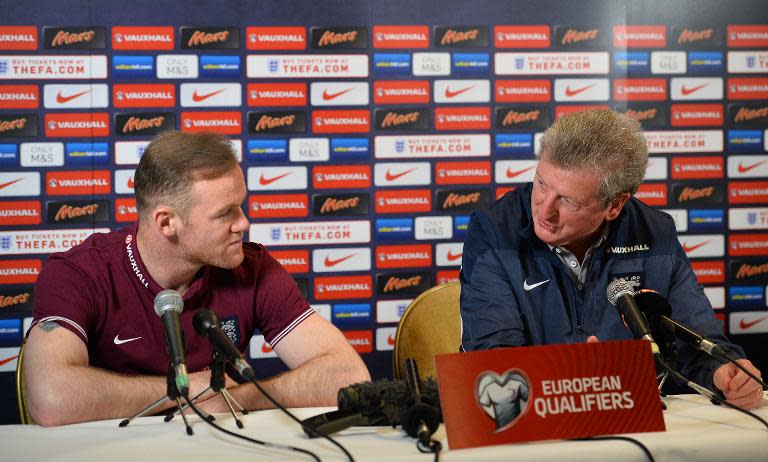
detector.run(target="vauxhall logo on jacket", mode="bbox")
[606,244,650,254]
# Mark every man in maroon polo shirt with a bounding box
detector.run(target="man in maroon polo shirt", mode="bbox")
[23,131,370,426]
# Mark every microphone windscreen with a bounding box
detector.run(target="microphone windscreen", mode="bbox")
[154,289,183,317]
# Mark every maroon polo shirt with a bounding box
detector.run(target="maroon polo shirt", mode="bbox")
[32,224,313,375]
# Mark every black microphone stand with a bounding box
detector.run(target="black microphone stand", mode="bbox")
[166,349,248,428]
[400,359,441,455]
[119,361,194,435]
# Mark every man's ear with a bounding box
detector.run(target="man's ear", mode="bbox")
[605,192,631,221]
[152,205,179,237]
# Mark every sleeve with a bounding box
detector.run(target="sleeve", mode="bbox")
[252,248,314,348]
[666,235,745,389]
[31,256,98,345]
[460,210,526,350]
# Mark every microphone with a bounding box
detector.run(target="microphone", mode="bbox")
[606,278,660,355]
[301,377,442,437]
[400,359,440,444]
[634,289,768,391]
[192,308,255,381]
[154,289,190,396]
[634,289,726,358]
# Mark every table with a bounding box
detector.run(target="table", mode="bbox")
[1,394,766,462]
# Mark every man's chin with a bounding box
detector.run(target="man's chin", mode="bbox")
[533,224,560,247]
[211,250,245,269]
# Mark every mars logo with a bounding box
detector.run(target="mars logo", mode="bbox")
[730,259,768,284]
[435,26,489,48]
[496,106,549,130]
[476,369,530,432]
[248,111,305,134]
[376,271,431,296]
[310,27,368,49]
[437,188,490,211]
[615,104,666,129]
[313,193,369,216]
[554,26,605,49]
[115,112,175,136]
[43,27,106,49]
[672,26,720,48]
[672,183,723,205]
[0,114,37,137]
[728,103,768,127]
[180,27,239,49]
[375,108,429,130]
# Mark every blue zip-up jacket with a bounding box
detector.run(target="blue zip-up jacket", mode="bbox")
[460,183,744,389]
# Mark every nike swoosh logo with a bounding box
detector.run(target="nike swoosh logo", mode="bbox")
[261,343,272,353]
[446,251,463,261]
[680,83,708,96]
[682,241,710,253]
[0,178,23,190]
[506,166,535,178]
[322,88,354,101]
[444,85,475,98]
[324,254,356,267]
[385,168,417,182]
[259,172,292,185]
[738,161,767,173]
[523,278,550,291]
[0,355,19,367]
[56,89,91,103]
[739,315,768,330]
[564,84,596,97]
[114,335,142,345]
[192,89,226,102]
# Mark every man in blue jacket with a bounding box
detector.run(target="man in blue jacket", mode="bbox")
[460,109,763,409]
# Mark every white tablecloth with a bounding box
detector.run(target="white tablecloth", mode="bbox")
[2,394,767,462]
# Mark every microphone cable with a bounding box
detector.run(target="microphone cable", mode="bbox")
[182,396,321,462]
[416,436,442,462]
[248,378,355,462]
[654,355,768,431]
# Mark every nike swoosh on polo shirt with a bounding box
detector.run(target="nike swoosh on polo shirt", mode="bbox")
[113,335,142,345]
[523,278,550,291]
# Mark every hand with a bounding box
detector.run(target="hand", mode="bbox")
[713,359,764,410]
[587,336,600,343]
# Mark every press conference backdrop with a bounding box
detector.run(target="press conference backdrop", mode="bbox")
[0,0,767,424]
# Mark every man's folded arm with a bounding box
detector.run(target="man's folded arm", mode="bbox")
[23,323,212,426]
[460,213,526,351]
[197,313,370,412]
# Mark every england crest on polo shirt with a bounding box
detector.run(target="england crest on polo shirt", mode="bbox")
[219,315,241,345]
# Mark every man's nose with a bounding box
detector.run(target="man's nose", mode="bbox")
[538,194,559,219]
